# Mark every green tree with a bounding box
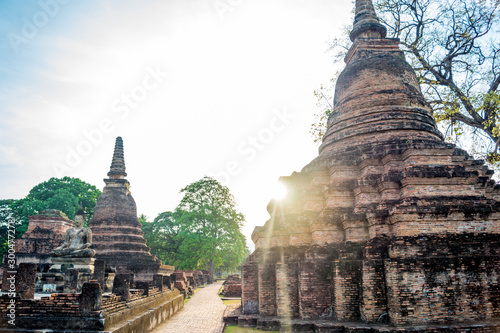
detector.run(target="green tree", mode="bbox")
[312,0,500,164]
[142,211,183,267]
[174,177,248,280]
[9,177,101,234]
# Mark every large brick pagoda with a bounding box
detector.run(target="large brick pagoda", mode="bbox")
[89,137,161,280]
[241,0,500,331]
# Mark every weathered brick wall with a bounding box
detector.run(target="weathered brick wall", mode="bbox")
[361,238,389,322]
[298,259,332,319]
[276,262,299,318]
[334,259,361,321]
[385,234,500,326]
[258,264,276,316]
[242,261,259,314]
[223,284,242,297]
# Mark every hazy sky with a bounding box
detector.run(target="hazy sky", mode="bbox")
[0,0,354,248]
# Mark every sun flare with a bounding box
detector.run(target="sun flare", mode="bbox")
[271,181,287,200]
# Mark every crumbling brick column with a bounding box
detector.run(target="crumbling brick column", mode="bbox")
[16,263,37,299]
[242,262,259,314]
[136,281,150,296]
[258,264,277,316]
[93,259,105,290]
[163,275,172,290]
[64,268,79,293]
[80,281,102,314]
[153,274,163,292]
[112,273,132,302]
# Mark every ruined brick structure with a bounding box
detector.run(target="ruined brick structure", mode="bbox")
[241,0,500,331]
[223,274,242,298]
[14,210,73,263]
[89,137,161,281]
[0,279,184,332]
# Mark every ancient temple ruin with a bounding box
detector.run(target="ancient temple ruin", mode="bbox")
[13,210,73,266]
[241,0,500,331]
[89,137,161,280]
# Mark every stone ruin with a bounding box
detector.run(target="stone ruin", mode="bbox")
[89,137,162,281]
[13,209,73,268]
[223,274,242,298]
[6,209,98,294]
[240,0,500,332]
[40,205,97,293]
[0,263,184,332]
[167,270,211,298]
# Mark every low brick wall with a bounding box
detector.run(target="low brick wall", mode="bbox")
[104,289,184,333]
[223,284,242,297]
[0,287,184,332]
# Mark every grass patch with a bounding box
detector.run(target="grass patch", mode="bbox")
[222,299,241,306]
[224,325,278,333]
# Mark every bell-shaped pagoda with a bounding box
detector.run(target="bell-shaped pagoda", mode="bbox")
[241,0,500,330]
[89,137,161,281]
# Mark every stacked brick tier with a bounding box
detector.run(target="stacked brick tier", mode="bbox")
[89,137,161,279]
[242,0,500,329]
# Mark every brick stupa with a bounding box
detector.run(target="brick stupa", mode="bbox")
[89,137,160,281]
[241,0,500,331]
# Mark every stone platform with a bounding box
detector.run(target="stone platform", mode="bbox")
[48,257,95,274]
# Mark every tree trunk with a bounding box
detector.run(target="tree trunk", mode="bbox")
[207,259,215,283]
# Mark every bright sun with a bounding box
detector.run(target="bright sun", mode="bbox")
[271,182,287,200]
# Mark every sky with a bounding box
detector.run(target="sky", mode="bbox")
[0,0,354,249]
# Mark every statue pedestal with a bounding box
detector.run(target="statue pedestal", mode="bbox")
[49,257,95,274]
[39,257,96,293]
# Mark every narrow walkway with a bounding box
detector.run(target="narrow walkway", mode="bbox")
[152,281,226,333]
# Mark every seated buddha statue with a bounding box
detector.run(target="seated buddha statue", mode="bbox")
[51,205,96,258]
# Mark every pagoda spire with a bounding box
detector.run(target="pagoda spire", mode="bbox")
[349,0,387,41]
[107,136,127,178]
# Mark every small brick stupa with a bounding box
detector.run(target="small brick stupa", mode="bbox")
[242,0,500,331]
[89,137,160,281]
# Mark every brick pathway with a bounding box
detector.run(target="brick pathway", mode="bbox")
[152,281,226,333]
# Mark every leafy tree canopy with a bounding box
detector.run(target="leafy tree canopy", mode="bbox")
[11,177,101,225]
[142,212,183,267]
[142,177,249,279]
[312,0,500,166]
